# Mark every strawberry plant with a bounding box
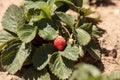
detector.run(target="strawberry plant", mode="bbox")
[0,0,101,79]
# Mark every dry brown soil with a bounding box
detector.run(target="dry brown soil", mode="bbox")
[0,0,120,80]
[96,0,120,74]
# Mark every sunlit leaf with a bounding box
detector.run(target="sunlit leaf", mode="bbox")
[25,1,47,10]
[61,45,79,61]
[56,12,75,29]
[76,28,91,46]
[49,53,73,79]
[2,5,23,33]
[69,63,101,80]
[38,19,58,40]
[17,25,37,43]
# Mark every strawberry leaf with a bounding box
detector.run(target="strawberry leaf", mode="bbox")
[71,0,83,7]
[56,12,75,29]
[108,71,120,80]
[33,44,56,70]
[49,53,73,79]
[0,30,16,46]
[79,8,93,16]
[69,63,101,80]
[38,19,58,40]
[91,25,101,38]
[78,46,84,57]
[22,67,50,80]
[55,0,77,9]
[76,28,91,46]
[61,45,79,61]
[40,6,52,19]
[1,5,23,33]
[86,41,101,60]
[25,1,47,10]
[86,46,101,60]
[17,25,37,43]
[2,42,31,74]
[79,23,92,33]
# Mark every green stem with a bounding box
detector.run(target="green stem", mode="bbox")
[61,25,71,38]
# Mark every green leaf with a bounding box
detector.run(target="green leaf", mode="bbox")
[77,0,83,7]
[86,43,101,60]
[80,24,100,38]
[78,46,84,57]
[76,28,91,46]
[39,0,55,19]
[2,42,31,74]
[38,11,48,20]
[47,0,56,16]
[49,71,59,80]
[69,63,101,80]
[1,5,23,33]
[91,25,100,38]
[56,12,75,29]
[25,1,47,10]
[51,3,63,15]
[49,53,73,79]
[17,25,37,43]
[79,8,93,16]
[71,0,83,7]
[0,38,20,53]
[47,0,55,6]
[85,17,101,24]
[33,44,56,70]
[0,29,15,46]
[108,71,120,80]
[88,47,101,60]
[41,6,52,19]
[22,67,50,80]
[61,45,79,61]
[38,19,58,40]
[55,0,77,9]
[80,23,92,33]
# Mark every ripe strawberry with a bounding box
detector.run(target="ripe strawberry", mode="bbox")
[54,35,66,51]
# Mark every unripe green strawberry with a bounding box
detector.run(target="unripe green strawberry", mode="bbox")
[68,38,74,44]
[54,35,66,51]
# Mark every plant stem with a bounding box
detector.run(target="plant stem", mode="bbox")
[61,25,71,38]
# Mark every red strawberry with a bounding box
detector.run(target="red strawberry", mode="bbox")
[54,35,66,51]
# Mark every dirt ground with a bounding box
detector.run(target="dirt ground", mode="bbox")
[0,0,120,80]
[96,0,120,74]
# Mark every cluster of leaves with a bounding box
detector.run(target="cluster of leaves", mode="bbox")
[0,0,102,79]
[69,63,120,80]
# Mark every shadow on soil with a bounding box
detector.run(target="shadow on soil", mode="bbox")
[89,0,116,6]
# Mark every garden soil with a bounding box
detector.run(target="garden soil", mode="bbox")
[0,0,120,80]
